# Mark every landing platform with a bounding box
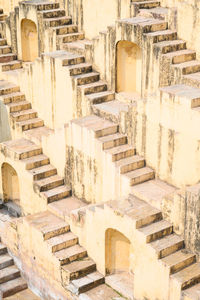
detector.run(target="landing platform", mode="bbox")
[131,179,177,209]
[105,272,135,300]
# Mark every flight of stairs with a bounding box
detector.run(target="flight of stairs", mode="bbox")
[25,210,107,297]
[38,1,85,49]
[84,194,200,300]
[70,114,155,188]
[0,137,71,207]
[0,237,27,298]
[0,34,22,74]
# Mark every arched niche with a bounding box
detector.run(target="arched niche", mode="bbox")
[21,18,38,62]
[116,40,142,95]
[1,163,21,217]
[105,228,131,275]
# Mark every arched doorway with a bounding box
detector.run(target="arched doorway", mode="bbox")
[1,163,21,217]
[116,40,142,95]
[105,228,131,274]
[21,19,38,62]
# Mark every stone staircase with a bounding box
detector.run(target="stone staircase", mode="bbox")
[38,1,85,49]
[0,138,72,207]
[78,194,200,300]
[0,237,28,298]
[24,210,123,299]
[0,37,22,74]
[0,80,53,143]
[71,114,155,188]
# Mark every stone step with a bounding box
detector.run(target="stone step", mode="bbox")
[62,54,85,66]
[138,219,173,243]
[151,233,184,259]
[0,14,7,21]
[79,284,123,300]
[0,39,7,46]
[48,196,87,220]
[29,164,57,181]
[74,72,100,86]
[0,254,14,270]
[54,244,87,266]
[26,210,70,240]
[86,91,115,104]
[80,81,107,95]
[23,126,53,144]
[41,8,66,18]
[162,250,196,275]
[0,265,20,284]
[0,138,43,160]
[154,40,186,54]
[62,39,92,55]
[1,91,25,104]
[41,185,71,203]
[16,118,44,131]
[0,53,16,64]
[44,16,72,27]
[34,174,64,192]
[53,24,78,35]
[104,144,135,162]
[140,6,168,20]
[171,262,200,291]
[21,154,50,170]
[0,244,7,255]
[124,166,155,186]
[0,277,27,298]
[67,62,92,76]
[36,2,60,11]
[126,204,162,229]
[0,45,12,55]
[98,133,127,150]
[10,109,37,122]
[93,100,129,122]
[160,84,200,108]
[163,49,196,64]
[68,271,105,295]
[7,100,31,113]
[61,258,96,284]
[183,283,200,300]
[0,82,20,96]
[132,0,161,10]
[46,231,78,252]
[115,155,145,174]
[173,60,200,75]
[0,60,23,72]
[60,32,85,43]
[183,72,200,89]
[74,115,119,138]
[121,17,167,33]
[145,29,177,43]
